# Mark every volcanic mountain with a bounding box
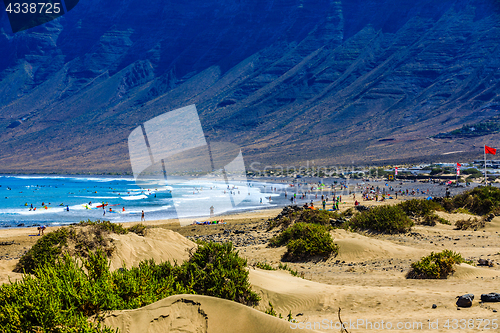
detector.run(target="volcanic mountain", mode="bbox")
[1,0,500,172]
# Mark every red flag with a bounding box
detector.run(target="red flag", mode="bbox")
[457,163,461,176]
[457,163,461,167]
[485,145,497,155]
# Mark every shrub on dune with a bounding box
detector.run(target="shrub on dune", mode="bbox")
[406,250,469,279]
[269,222,338,260]
[346,205,413,234]
[2,241,259,332]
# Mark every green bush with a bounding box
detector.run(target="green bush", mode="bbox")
[347,205,413,234]
[430,168,443,175]
[255,262,275,270]
[300,210,340,225]
[267,208,340,230]
[398,199,444,217]
[0,242,259,332]
[15,221,133,274]
[447,186,500,215]
[177,242,260,306]
[269,223,338,260]
[397,199,446,227]
[127,223,147,236]
[453,207,474,215]
[79,220,128,235]
[406,250,468,279]
[462,168,483,178]
[15,228,69,274]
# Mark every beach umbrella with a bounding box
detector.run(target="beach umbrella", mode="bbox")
[426,196,433,200]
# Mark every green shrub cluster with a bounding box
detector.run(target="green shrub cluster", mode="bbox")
[462,168,483,178]
[398,199,443,217]
[255,262,275,270]
[15,221,129,274]
[406,250,468,279]
[178,242,259,305]
[445,186,500,215]
[269,223,338,260]
[397,199,447,226]
[299,210,340,225]
[15,228,69,274]
[347,205,413,234]
[1,242,259,332]
[127,223,147,236]
[267,208,341,230]
[79,220,128,235]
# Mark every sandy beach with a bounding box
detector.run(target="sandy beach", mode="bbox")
[1,190,500,333]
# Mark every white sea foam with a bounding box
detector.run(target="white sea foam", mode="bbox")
[121,194,148,200]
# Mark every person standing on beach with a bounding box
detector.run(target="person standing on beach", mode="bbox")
[141,210,145,221]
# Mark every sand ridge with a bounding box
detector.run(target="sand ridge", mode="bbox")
[1,197,500,332]
[108,228,196,271]
[101,294,320,333]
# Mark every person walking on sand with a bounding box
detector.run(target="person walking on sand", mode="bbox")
[141,210,145,221]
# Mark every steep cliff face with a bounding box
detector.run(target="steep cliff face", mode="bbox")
[0,0,499,172]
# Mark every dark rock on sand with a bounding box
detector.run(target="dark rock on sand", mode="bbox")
[456,294,474,308]
[478,259,495,267]
[481,293,500,303]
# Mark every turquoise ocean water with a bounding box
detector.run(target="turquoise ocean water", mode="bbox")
[0,175,288,228]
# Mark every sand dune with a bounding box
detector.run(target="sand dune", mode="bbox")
[101,294,320,333]
[484,216,500,232]
[0,259,22,285]
[108,228,196,270]
[2,206,500,333]
[451,263,500,279]
[330,229,427,262]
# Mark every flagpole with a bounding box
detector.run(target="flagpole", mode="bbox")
[485,144,487,186]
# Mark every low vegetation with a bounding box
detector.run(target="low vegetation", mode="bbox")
[267,207,341,230]
[269,222,338,261]
[127,223,147,236]
[406,250,469,279]
[397,199,443,217]
[255,262,275,270]
[455,217,486,230]
[264,302,294,322]
[397,199,448,226]
[15,220,147,274]
[443,186,500,215]
[278,263,301,277]
[346,205,413,234]
[461,168,483,179]
[1,242,259,332]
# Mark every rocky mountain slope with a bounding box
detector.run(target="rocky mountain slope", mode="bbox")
[1,0,500,172]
